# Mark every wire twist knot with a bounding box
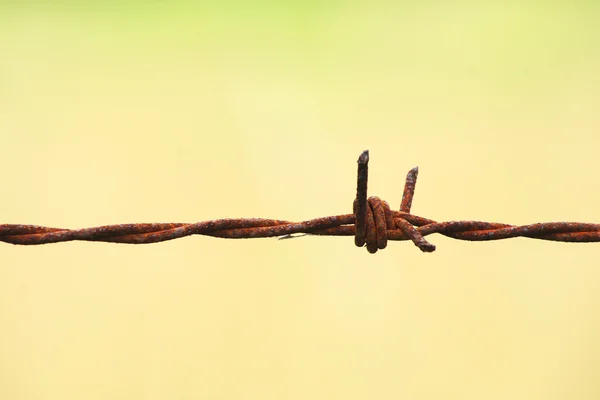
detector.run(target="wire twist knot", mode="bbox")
[352,150,434,254]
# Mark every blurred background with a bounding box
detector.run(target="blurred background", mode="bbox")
[1,1,600,399]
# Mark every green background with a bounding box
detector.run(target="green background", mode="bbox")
[1,2,600,399]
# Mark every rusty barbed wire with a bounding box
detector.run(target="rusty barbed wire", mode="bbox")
[2,150,600,253]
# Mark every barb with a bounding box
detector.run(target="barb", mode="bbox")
[2,151,600,253]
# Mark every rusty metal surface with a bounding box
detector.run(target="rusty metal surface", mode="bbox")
[2,150,600,253]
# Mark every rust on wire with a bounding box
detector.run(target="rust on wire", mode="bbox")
[2,150,600,253]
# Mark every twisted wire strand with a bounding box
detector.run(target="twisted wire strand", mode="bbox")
[2,150,599,253]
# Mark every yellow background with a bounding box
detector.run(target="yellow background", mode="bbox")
[1,2,600,399]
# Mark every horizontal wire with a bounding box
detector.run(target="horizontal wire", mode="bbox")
[2,151,599,253]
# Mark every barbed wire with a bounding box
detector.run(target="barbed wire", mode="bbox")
[2,150,599,253]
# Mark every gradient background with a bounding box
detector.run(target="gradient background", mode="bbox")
[2,2,600,399]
